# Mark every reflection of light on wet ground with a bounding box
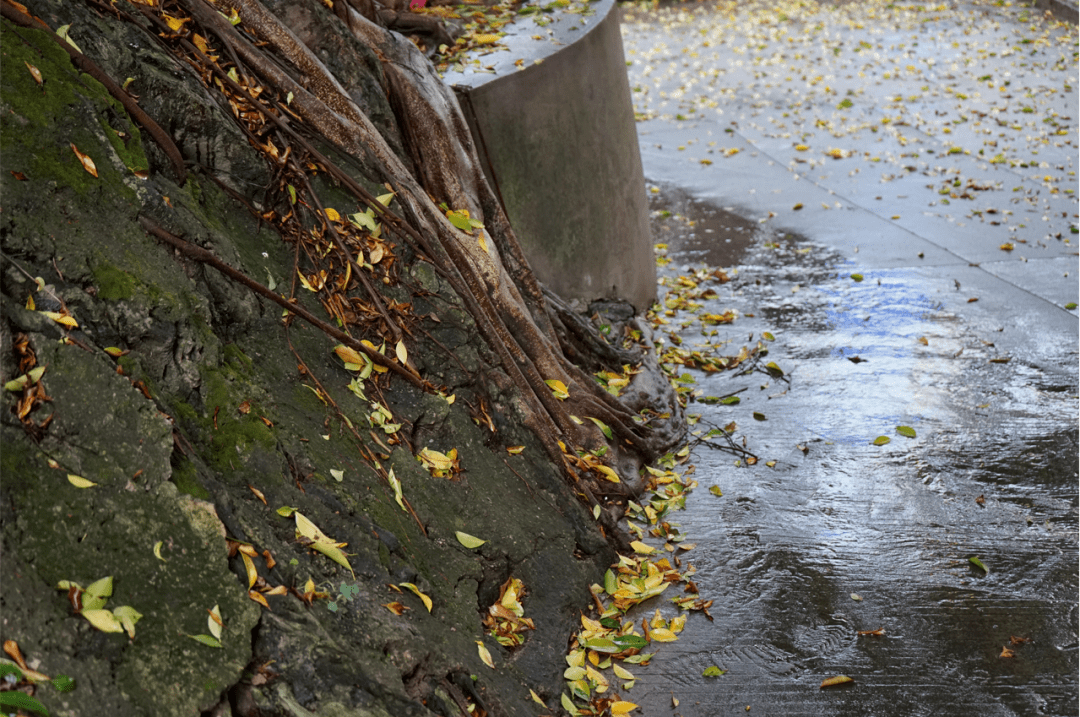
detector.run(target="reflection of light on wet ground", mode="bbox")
[625,188,1079,717]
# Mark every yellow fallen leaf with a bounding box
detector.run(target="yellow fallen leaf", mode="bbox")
[476,640,495,668]
[40,311,78,328]
[241,552,257,589]
[593,464,621,483]
[383,602,407,615]
[530,689,546,707]
[293,511,354,576]
[81,609,123,633]
[544,379,569,399]
[629,540,655,555]
[67,474,97,488]
[611,701,638,716]
[395,340,408,365]
[324,207,341,222]
[650,627,678,642]
[455,531,486,549]
[820,675,854,688]
[399,582,433,612]
[153,540,167,562]
[334,344,365,366]
[163,14,190,31]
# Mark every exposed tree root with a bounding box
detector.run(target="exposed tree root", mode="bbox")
[97,0,683,520]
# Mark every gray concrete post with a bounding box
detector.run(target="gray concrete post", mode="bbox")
[446,0,656,310]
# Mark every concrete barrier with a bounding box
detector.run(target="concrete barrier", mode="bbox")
[444,0,656,310]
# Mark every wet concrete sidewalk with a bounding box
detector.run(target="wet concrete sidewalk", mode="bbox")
[615,1,1078,715]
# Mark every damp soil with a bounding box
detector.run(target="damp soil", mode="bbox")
[630,187,1078,717]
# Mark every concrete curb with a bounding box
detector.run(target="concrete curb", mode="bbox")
[445,0,656,310]
[1026,0,1079,23]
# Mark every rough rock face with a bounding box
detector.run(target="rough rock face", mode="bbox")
[0,2,617,714]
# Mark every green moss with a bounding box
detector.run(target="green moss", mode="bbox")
[222,343,255,377]
[171,456,210,500]
[0,23,138,200]
[100,114,148,174]
[198,366,276,473]
[0,436,32,489]
[92,263,138,301]
[172,400,198,422]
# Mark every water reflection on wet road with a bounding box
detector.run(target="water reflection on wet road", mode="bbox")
[616,3,1077,713]
[627,193,1078,716]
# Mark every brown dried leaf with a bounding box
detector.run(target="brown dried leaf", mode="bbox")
[70,143,97,177]
[24,61,42,85]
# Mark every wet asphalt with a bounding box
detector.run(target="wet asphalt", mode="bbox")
[617,1,1078,715]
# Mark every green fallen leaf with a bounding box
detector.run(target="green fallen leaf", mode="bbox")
[969,556,989,573]
[455,531,486,549]
[387,468,405,512]
[753,412,766,421]
[851,593,863,601]
[611,635,649,650]
[189,634,222,648]
[622,653,654,665]
[872,436,890,446]
[709,485,722,496]
[851,273,864,282]
[583,638,619,653]
[82,575,113,610]
[762,332,775,341]
[51,674,75,692]
[55,24,83,53]
[702,665,726,677]
[765,361,784,377]
[4,366,46,391]
[604,569,618,595]
[896,426,916,438]
[1066,302,1077,310]
[112,605,142,638]
[587,416,613,440]
[0,691,50,716]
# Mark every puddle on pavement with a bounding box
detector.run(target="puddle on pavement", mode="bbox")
[648,184,765,267]
[627,186,1079,717]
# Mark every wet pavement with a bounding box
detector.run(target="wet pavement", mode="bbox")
[616,1,1078,715]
